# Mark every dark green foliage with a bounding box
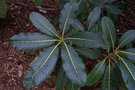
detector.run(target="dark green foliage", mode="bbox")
[10,2,104,88]
[86,16,135,90]
[9,0,135,89]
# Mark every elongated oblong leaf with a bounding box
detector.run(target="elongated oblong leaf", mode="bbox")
[33,0,43,6]
[101,16,116,51]
[0,0,7,18]
[101,65,118,90]
[87,61,106,86]
[120,48,135,62]
[118,30,135,48]
[29,12,58,37]
[71,19,84,31]
[59,2,78,33]
[76,48,100,59]
[23,45,59,88]
[118,58,135,90]
[61,44,87,86]
[10,32,55,50]
[65,80,80,90]
[87,7,101,31]
[66,31,104,48]
[56,67,68,90]
[105,5,121,14]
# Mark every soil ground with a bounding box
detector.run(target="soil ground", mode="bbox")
[0,0,135,90]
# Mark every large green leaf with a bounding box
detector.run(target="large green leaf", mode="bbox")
[101,65,118,90]
[71,19,84,31]
[23,45,59,88]
[105,5,121,14]
[118,30,135,48]
[33,0,43,6]
[59,2,78,34]
[29,12,59,38]
[118,57,135,90]
[119,48,135,62]
[0,0,7,18]
[101,16,116,51]
[61,43,87,86]
[87,60,106,86]
[76,48,100,59]
[87,7,101,31]
[56,66,68,90]
[10,32,56,50]
[65,31,104,48]
[65,80,80,90]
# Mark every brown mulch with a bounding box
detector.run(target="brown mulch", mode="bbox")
[0,0,135,90]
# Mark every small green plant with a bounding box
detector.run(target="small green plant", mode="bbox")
[0,0,7,19]
[87,16,135,90]
[10,2,103,88]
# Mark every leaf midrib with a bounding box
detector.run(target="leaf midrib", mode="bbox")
[31,43,60,80]
[63,42,81,81]
[117,54,135,81]
[33,15,60,38]
[105,19,115,49]
[65,38,98,43]
[88,8,100,31]
[62,4,74,35]
[12,39,58,43]
[89,61,105,82]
